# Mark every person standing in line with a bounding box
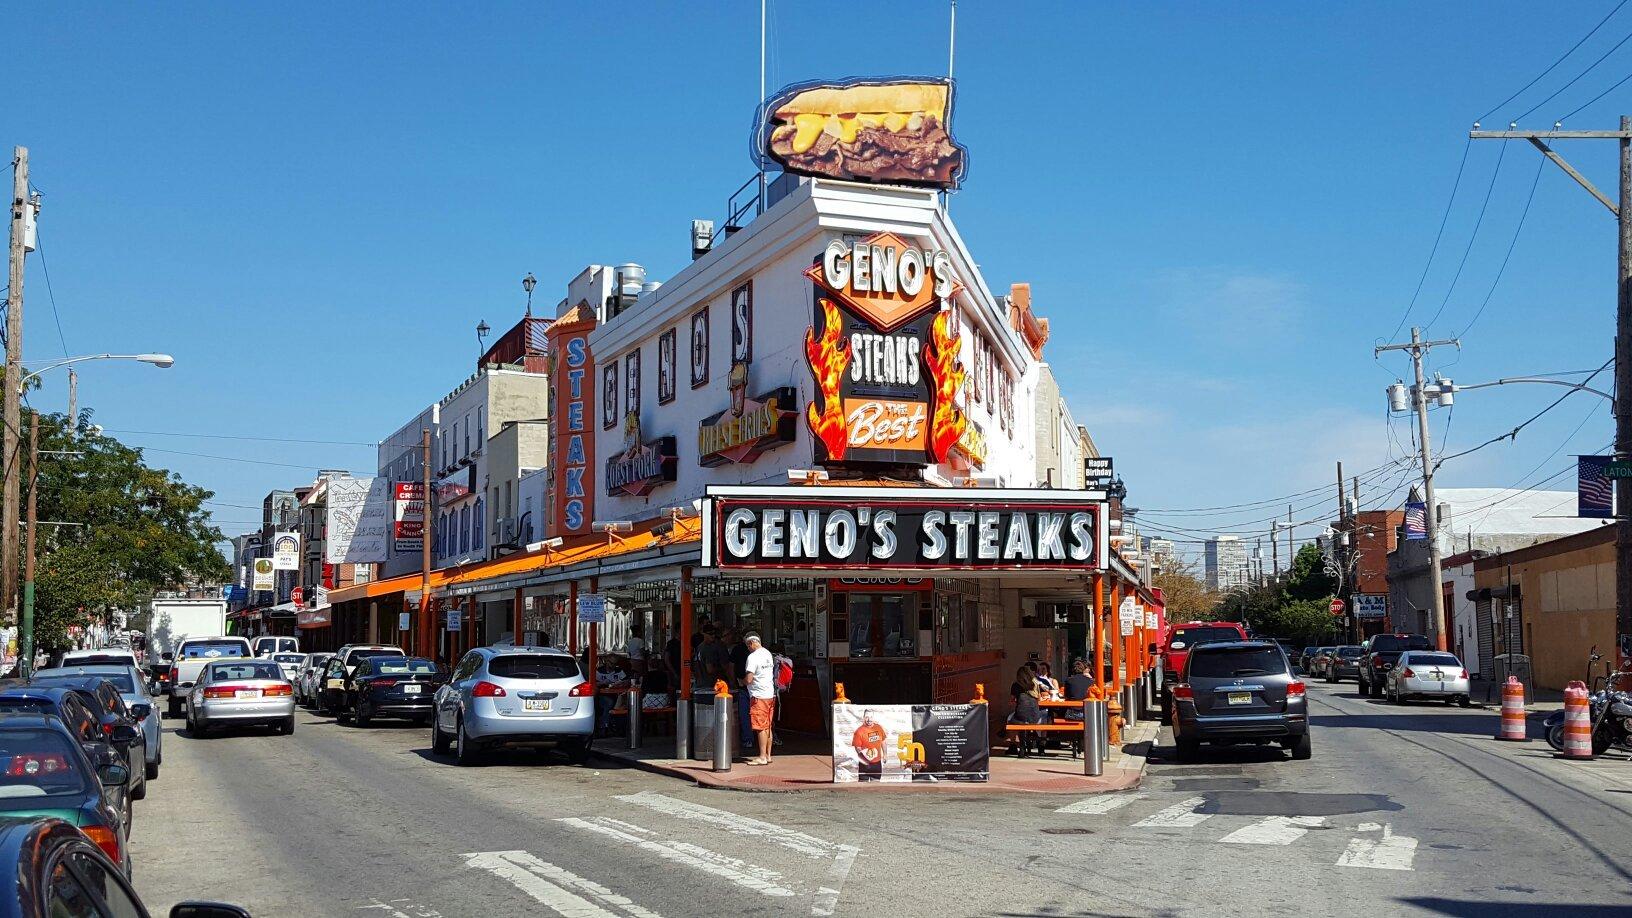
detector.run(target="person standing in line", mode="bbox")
[728,628,753,749]
[625,621,648,677]
[742,632,777,765]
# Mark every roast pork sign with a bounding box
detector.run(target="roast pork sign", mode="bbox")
[701,486,1109,573]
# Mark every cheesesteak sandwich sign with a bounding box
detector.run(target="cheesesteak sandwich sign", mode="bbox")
[702,486,1108,573]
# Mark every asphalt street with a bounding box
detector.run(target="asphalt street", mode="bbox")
[127,682,1632,917]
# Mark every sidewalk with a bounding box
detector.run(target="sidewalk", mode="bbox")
[590,721,1158,794]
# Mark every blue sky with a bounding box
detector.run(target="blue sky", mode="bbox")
[3,2,1626,561]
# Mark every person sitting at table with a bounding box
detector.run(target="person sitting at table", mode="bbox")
[640,666,672,709]
[595,655,629,732]
[1008,666,1046,757]
[1035,661,1059,697]
[1060,658,1093,721]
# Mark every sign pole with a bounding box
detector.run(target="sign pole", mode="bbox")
[420,427,433,658]
[677,566,694,760]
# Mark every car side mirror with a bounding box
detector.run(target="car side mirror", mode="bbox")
[171,903,253,918]
[111,724,141,744]
[130,703,152,720]
[97,762,129,787]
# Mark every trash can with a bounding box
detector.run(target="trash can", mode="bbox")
[691,694,720,761]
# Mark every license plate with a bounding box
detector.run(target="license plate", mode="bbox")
[522,698,549,712]
[234,689,261,700]
[402,684,422,694]
[1227,692,1251,705]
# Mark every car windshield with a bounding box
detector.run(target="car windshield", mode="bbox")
[373,659,437,675]
[1169,627,1240,649]
[63,654,131,665]
[1189,646,1288,679]
[1370,634,1432,653]
[208,662,283,681]
[488,655,579,679]
[350,649,403,662]
[1408,653,1461,666]
[0,728,91,800]
[1337,647,1364,659]
[32,673,137,693]
[183,641,249,659]
[273,654,305,665]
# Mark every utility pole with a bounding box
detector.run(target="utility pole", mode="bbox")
[5,147,28,627]
[20,417,35,676]
[1287,504,1294,570]
[1270,523,1279,579]
[1470,119,1632,666]
[1337,461,1348,640]
[66,369,76,429]
[420,427,432,659]
[1376,326,1459,651]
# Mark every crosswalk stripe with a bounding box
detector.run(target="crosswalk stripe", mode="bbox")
[558,816,798,898]
[1131,796,1212,828]
[463,850,662,918]
[614,791,840,858]
[1219,815,1326,846]
[1336,824,1418,871]
[1056,793,1147,814]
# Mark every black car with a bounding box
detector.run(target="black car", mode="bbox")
[17,677,146,804]
[0,816,251,917]
[0,688,138,833]
[0,715,131,875]
[1357,633,1435,698]
[1171,640,1310,762]
[348,657,446,727]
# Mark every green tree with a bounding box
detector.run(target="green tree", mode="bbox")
[24,410,229,652]
[1214,545,1341,646]
[1152,558,1223,622]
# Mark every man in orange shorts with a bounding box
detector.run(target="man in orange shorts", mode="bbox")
[742,632,777,765]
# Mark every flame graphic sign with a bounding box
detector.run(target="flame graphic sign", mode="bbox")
[925,310,966,463]
[804,296,852,460]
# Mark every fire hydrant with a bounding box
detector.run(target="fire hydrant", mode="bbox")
[1106,696,1124,747]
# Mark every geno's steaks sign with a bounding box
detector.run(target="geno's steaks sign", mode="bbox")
[701,486,1108,573]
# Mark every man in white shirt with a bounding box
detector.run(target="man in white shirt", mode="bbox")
[741,632,777,765]
[624,622,648,676]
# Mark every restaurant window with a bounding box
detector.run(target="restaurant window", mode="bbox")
[839,592,920,659]
[473,498,485,550]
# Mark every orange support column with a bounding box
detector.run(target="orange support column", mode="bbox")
[1109,580,1123,694]
[1091,572,1106,696]
[513,588,524,646]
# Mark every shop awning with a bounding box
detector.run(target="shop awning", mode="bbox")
[328,568,450,605]
[297,608,333,629]
[442,515,704,598]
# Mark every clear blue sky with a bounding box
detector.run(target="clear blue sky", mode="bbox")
[3,2,1626,560]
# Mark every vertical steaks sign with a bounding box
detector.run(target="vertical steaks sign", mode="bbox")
[546,306,596,536]
[702,486,1108,573]
[804,231,967,466]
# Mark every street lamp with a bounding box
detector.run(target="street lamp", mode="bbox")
[522,273,537,316]
[14,352,171,676]
[476,320,491,358]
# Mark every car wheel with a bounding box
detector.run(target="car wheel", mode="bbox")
[1457,695,1472,708]
[431,716,451,755]
[166,697,181,719]
[355,699,373,728]
[455,718,482,767]
[1287,733,1312,760]
[130,767,147,801]
[281,715,296,736]
[145,761,159,781]
[566,736,592,765]
[1175,737,1200,763]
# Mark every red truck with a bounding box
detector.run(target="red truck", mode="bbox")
[1161,620,1252,686]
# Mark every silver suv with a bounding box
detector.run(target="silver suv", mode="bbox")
[431,646,594,766]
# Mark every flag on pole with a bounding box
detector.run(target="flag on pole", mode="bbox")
[1578,454,1614,518]
[1403,501,1427,540]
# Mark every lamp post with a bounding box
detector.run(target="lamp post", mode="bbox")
[476,321,491,360]
[522,273,536,316]
[16,353,172,674]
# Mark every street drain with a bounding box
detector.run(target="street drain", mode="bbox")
[1041,827,1095,835]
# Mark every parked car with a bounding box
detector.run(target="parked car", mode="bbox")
[1385,651,1472,706]
[1308,647,1336,679]
[349,657,447,727]
[0,716,131,877]
[316,645,407,716]
[333,644,407,676]
[29,677,147,805]
[1297,646,1318,674]
[164,637,254,718]
[295,653,334,707]
[1324,646,1365,684]
[269,653,306,684]
[30,665,160,781]
[251,636,299,658]
[57,648,139,670]
[1357,633,1436,698]
[0,688,137,835]
[0,816,252,916]
[1170,640,1310,762]
[185,660,295,737]
[431,646,594,766]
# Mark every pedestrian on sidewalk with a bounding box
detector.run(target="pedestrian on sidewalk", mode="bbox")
[742,632,777,765]
[728,628,753,750]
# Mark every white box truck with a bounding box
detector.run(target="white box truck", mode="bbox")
[145,598,228,695]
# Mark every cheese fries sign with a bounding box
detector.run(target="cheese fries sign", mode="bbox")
[758,78,968,189]
[805,230,967,468]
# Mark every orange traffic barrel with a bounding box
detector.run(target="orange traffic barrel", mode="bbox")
[1495,675,1528,742]
[1561,680,1594,759]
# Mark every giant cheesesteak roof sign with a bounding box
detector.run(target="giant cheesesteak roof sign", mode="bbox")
[702,486,1108,574]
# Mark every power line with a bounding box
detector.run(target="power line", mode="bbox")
[134,445,370,473]
[1561,69,1632,122]
[1423,139,1509,332]
[1456,151,1547,339]
[106,428,376,447]
[1386,138,1473,342]
[1139,457,1408,515]
[1432,356,1613,470]
[1477,0,1630,121]
[1517,27,1632,122]
[31,230,68,358]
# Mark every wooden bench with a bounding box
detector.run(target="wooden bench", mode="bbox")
[1005,722,1084,758]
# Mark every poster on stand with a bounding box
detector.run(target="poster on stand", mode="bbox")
[832,703,988,783]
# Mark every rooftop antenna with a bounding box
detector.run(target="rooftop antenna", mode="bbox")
[943,0,957,217]
[758,0,767,207]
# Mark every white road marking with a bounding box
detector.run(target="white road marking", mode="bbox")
[558,816,797,898]
[1220,815,1326,845]
[1132,796,1212,828]
[463,850,662,918]
[1056,792,1147,814]
[1336,824,1418,871]
[611,792,860,916]
[356,903,414,918]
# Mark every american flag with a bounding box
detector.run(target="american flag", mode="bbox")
[1404,501,1427,540]
[1578,455,1614,519]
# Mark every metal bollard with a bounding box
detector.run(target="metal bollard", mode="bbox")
[1144,673,1156,720]
[675,697,691,759]
[1099,696,1111,761]
[712,680,733,772]
[1122,684,1138,729]
[1083,698,1105,777]
[627,686,642,750]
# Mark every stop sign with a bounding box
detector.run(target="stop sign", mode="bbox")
[1330,598,1345,615]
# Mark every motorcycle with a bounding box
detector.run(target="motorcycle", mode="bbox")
[1544,646,1632,754]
